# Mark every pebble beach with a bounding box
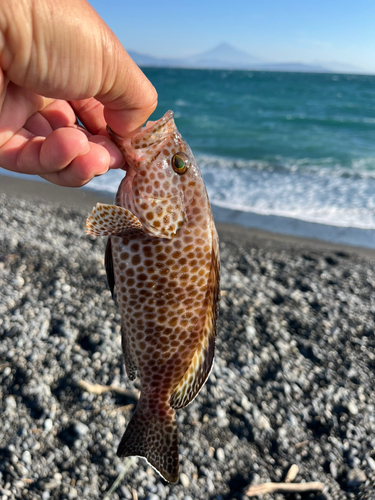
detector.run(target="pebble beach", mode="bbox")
[0,176,375,500]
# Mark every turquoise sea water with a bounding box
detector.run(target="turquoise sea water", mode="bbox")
[89,68,375,235]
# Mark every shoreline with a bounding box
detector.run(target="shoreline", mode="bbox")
[1,174,375,260]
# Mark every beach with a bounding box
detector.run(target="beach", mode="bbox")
[0,176,375,500]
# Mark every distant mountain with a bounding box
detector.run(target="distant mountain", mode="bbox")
[179,43,263,69]
[258,62,330,73]
[127,44,330,73]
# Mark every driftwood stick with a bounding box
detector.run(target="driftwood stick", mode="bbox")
[244,481,324,496]
[78,379,139,399]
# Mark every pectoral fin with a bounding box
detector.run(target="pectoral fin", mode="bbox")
[86,203,142,236]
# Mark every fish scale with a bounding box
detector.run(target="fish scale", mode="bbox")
[86,110,220,482]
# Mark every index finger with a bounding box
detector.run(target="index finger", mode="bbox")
[70,98,107,136]
[96,52,158,138]
[72,62,158,138]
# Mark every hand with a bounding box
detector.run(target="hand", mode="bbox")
[0,0,157,187]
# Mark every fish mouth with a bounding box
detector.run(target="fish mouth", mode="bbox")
[108,110,177,171]
[131,110,175,149]
[121,111,177,170]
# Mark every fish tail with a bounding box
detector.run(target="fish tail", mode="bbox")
[117,396,179,483]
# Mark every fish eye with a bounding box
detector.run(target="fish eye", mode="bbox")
[171,153,189,174]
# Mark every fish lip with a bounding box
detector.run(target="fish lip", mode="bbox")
[138,110,174,136]
[131,111,176,151]
[108,110,176,169]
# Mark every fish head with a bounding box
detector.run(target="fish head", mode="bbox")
[110,110,204,239]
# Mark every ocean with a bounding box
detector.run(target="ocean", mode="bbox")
[4,68,375,247]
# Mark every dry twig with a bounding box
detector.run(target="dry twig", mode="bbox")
[78,380,139,399]
[103,458,134,499]
[244,481,324,496]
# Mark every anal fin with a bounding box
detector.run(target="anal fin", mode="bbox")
[86,203,142,236]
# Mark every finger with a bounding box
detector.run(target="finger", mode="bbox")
[24,112,53,137]
[40,141,110,187]
[0,127,89,175]
[39,99,78,129]
[89,134,124,169]
[70,98,107,136]
[96,52,158,137]
[104,100,158,139]
[0,83,46,147]
[0,70,9,113]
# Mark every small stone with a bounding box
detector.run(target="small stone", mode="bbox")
[13,481,25,489]
[53,473,62,483]
[216,448,225,462]
[156,482,167,498]
[241,396,251,412]
[179,473,190,488]
[367,456,375,471]
[5,397,16,410]
[347,401,358,415]
[217,417,230,428]
[216,407,226,419]
[347,468,366,487]
[13,276,24,288]
[42,492,50,500]
[330,462,338,479]
[73,422,89,437]
[21,451,31,465]
[257,415,271,430]
[44,419,53,432]
[246,325,256,340]
[68,487,78,499]
[285,464,299,482]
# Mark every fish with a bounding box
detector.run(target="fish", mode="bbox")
[86,110,220,483]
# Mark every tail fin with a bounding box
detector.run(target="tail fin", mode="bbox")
[117,397,179,483]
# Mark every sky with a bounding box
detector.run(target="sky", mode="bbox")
[88,0,375,74]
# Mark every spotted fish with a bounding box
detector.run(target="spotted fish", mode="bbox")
[86,110,220,483]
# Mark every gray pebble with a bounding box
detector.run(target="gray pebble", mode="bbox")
[21,450,31,465]
[347,468,366,487]
[179,472,190,487]
[73,422,89,437]
[216,447,225,462]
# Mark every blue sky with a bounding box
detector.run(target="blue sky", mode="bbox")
[88,0,375,73]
